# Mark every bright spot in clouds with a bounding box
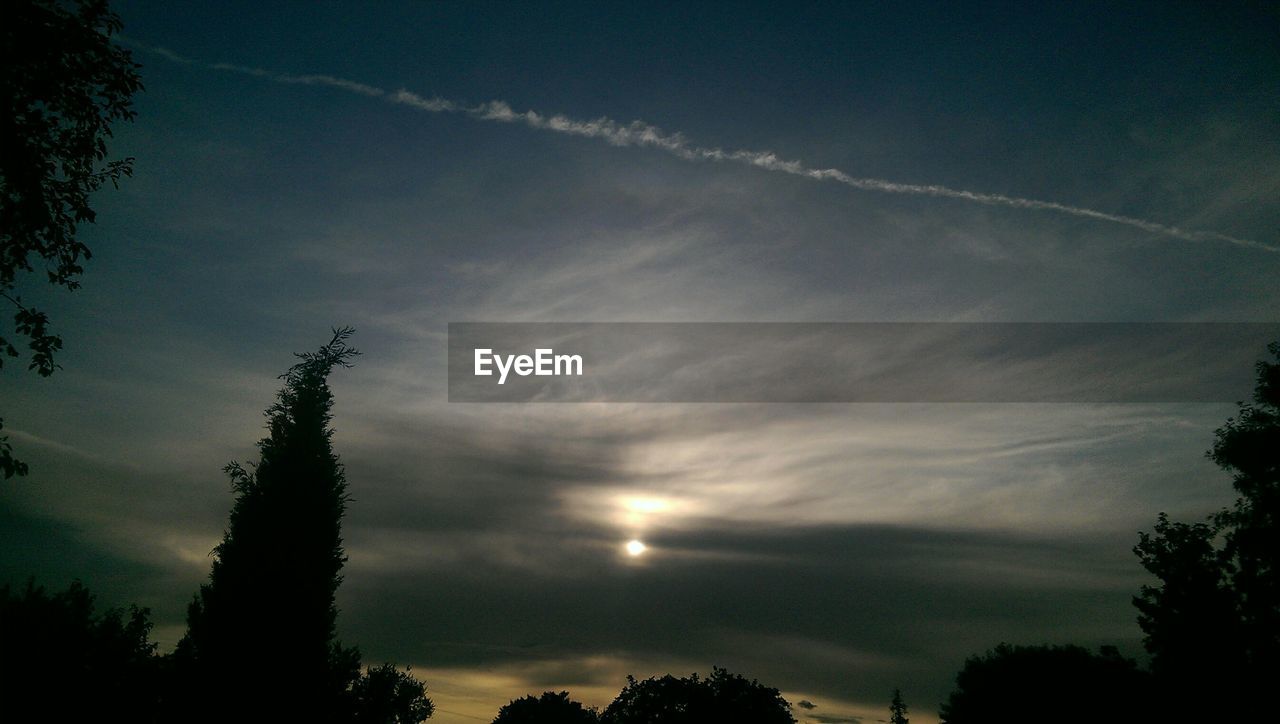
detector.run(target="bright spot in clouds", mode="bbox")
[623,497,671,514]
[625,539,647,557]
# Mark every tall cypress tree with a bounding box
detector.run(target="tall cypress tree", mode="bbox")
[177,328,361,721]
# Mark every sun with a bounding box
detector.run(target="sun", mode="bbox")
[625,539,647,557]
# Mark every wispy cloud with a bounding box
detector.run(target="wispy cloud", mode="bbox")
[131,43,1276,253]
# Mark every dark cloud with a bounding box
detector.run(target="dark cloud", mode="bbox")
[334,519,1145,710]
[0,505,188,627]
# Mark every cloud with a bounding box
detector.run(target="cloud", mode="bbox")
[333,516,1145,721]
[128,43,1276,253]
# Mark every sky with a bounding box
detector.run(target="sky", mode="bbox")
[2,1,1279,722]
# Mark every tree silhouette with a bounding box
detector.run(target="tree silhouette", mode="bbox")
[1132,513,1241,705]
[173,328,368,721]
[493,691,599,724]
[938,644,1152,724]
[600,667,794,724]
[1,0,142,478]
[0,579,159,722]
[1207,341,1280,679]
[352,663,436,724]
[888,688,908,724]
[1134,341,1280,716]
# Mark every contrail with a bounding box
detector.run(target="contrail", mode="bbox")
[134,43,1276,253]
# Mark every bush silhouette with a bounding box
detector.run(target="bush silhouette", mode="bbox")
[600,667,794,724]
[353,663,436,723]
[493,691,599,724]
[938,644,1152,724]
[0,579,159,722]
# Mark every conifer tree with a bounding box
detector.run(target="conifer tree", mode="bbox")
[889,688,908,724]
[177,328,361,721]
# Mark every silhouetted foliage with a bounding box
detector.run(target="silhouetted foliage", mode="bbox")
[493,691,599,724]
[1134,342,1280,716]
[173,328,366,721]
[600,667,794,724]
[1208,342,1280,672]
[353,663,436,724]
[938,644,1152,724]
[0,0,142,477]
[0,418,25,479]
[0,579,159,722]
[1132,513,1241,702]
[888,688,908,724]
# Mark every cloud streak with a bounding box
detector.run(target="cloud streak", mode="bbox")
[134,44,1276,253]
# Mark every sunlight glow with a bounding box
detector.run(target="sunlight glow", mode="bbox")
[625,539,647,557]
[623,497,671,514]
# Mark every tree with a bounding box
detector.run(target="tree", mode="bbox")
[174,328,365,721]
[938,644,1152,724]
[493,691,599,724]
[0,579,159,722]
[353,664,435,724]
[888,688,908,724]
[1207,341,1280,676]
[1131,513,1241,700]
[600,667,795,724]
[1133,342,1280,716]
[1,0,142,477]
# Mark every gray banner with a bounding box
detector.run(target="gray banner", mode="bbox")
[447,323,1280,402]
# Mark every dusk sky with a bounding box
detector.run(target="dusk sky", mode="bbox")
[2,2,1279,722]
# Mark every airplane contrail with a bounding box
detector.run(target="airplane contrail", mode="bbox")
[136,44,1277,253]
